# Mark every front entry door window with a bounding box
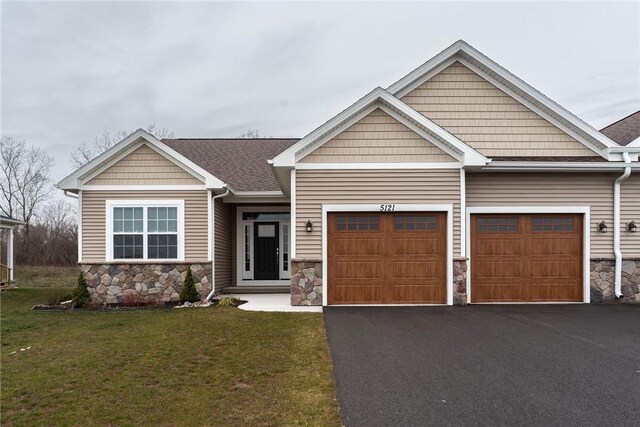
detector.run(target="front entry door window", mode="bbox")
[254,222,279,280]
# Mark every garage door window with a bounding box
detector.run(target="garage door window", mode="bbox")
[336,216,379,231]
[476,217,518,232]
[394,215,438,231]
[532,217,574,232]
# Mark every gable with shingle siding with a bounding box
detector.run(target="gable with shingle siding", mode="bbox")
[401,62,598,157]
[87,144,203,185]
[301,108,457,163]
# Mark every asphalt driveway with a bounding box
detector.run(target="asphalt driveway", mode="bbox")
[324,305,640,426]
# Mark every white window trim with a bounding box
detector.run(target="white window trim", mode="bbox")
[465,206,591,304]
[280,223,291,279]
[321,204,454,306]
[106,200,185,262]
[235,205,291,286]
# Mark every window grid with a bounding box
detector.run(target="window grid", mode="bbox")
[282,224,289,272]
[394,215,438,231]
[477,217,519,232]
[532,217,574,232]
[336,216,380,231]
[244,224,251,272]
[111,205,180,261]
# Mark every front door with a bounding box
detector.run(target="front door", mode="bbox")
[254,222,279,280]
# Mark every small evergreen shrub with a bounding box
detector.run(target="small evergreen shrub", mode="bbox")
[179,267,199,303]
[71,272,91,308]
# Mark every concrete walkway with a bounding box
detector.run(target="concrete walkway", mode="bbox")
[224,293,323,313]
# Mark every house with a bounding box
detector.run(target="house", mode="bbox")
[1,215,26,287]
[57,40,640,306]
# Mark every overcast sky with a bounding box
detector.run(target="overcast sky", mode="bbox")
[2,1,639,185]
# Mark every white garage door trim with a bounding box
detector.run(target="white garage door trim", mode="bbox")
[322,204,454,306]
[466,206,591,304]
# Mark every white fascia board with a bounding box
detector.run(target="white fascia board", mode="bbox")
[482,161,640,171]
[387,40,617,152]
[57,129,226,191]
[272,86,488,168]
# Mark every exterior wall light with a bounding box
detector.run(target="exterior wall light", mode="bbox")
[628,220,637,233]
[305,220,313,233]
[598,221,607,233]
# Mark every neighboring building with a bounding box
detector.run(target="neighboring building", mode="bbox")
[0,215,26,287]
[57,40,640,306]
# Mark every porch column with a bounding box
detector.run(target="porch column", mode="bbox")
[7,227,14,281]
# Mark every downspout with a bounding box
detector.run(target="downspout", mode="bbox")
[206,186,230,301]
[614,152,631,298]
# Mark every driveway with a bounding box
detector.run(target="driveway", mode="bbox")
[324,305,640,426]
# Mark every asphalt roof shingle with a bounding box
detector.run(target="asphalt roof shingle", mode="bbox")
[161,138,298,192]
[600,111,640,146]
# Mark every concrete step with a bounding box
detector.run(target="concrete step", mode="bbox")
[222,286,290,294]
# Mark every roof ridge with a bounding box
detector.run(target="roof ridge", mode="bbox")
[163,138,300,141]
[600,110,640,131]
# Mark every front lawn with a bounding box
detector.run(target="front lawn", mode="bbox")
[1,284,339,425]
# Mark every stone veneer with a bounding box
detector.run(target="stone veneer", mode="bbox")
[590,259,640,303]
[81,263,212,305]
[453,259,468,305]
[291,259,322,306]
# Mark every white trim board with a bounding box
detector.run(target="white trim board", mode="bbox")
[465,206,591,304]
[235,205,291,287]
[321,203,454,306]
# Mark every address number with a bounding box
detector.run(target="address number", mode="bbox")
[379,204,396,212]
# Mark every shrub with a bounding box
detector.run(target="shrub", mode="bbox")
[179,268,199,303]
[122,292,145,307]
[217,297,243,307]
[71,272,91,308]
[43,288,72,305]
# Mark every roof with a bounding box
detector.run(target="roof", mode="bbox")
[162,138,299,192]
[600,111,640,146]
[0,215,26,227]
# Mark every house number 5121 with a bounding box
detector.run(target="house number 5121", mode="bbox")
[379,204,395,212]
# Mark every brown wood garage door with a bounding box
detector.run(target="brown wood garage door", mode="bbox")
[327,212,446,305]
[471,214,583,303]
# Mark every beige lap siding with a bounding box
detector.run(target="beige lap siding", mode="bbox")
[87,144,203,185]
[295,169,461,258]
[466,173,615,258]
[401,62,598,157]
[301,108,456,163]
[214,198,233,291]
[621,175,640,257]
[82,190,209,262]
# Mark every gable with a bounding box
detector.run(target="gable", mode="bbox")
[86,144,204,185]
[301,108,457,163]
[401,62,599,157]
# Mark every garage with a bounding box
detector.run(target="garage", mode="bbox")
[470,214,583,303]
[327,212,446,305]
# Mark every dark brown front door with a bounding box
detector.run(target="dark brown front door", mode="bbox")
[327,212,447,305]
[254,222,279,280]
[470,214,583,302]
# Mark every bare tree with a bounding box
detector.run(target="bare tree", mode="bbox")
[237,129,261,138]
[0,136,53,227]
[70,123,175,168]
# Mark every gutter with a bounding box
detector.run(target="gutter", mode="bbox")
[205,186,230,301]
[613,152,632,299]
[63,190,78,199]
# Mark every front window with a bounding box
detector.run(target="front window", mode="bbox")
[109,202,183,261]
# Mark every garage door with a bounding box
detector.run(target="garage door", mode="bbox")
[471,214,583,303]
[327,212,446,304]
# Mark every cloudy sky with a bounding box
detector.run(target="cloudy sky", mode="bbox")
[2,1,639,185]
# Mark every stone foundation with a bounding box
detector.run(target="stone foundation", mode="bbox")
[291,259,322,306]
[590,259,640,303]
[81,263,212,305]
[453,259,468,305]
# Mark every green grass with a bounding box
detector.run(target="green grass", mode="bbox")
[1,270,340,426]
[13,265,79,288]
